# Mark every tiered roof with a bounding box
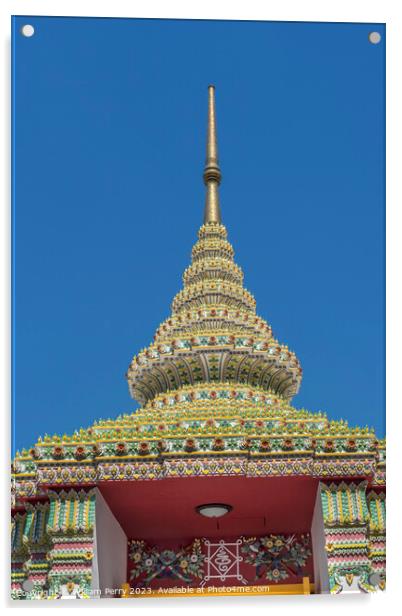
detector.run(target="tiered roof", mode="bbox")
[12,87,385,506]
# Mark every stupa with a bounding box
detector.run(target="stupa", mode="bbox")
[11,86,386,600]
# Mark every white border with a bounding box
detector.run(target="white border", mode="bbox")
[1,2,400,615]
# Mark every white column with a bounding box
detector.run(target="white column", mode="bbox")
[92,488,128,598]
[310,483,330,594]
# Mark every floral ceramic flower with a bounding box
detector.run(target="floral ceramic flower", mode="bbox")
[185,439,196,452]
[124,465,133,477]
[180,559,188,569]
[75,446,86,460]
[116,442,127,456]
[212,438,224,451]
[139,442,149,455]
[157,440,167,452]
[53,446,64,459]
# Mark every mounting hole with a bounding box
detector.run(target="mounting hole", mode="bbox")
[22,579,34,592]
[21,24,35,38]
[369,572,381,586]
[368,31,381,45]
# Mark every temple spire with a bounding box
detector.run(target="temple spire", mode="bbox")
[203,85,222,224]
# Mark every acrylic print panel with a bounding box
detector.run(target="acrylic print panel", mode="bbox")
[11,17,385,600]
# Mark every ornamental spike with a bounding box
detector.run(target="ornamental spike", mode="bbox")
[203,85,222,224]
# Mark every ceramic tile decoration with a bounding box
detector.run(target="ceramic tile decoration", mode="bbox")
[11,16,385,600]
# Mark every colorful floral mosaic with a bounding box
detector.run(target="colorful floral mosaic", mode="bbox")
[11,489,96,600]
[241,534,311,582]
[320,482,385,593]
[12,381,384,502]
[129,539,204,585]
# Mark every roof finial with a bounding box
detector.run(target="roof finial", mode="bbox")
[203,85,222,224]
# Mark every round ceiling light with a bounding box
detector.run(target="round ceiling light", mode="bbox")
[196,503,232,518]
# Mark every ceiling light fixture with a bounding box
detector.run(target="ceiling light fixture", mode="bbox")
[196,503,232,518]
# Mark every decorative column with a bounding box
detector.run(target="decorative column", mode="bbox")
[11,503,51,600]
[23,503,51,598]
[367,490,386,590]
[46,489,96,599]
[11,512,29,599]
[320,481,376,593]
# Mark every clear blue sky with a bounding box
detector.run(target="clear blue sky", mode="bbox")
[12,17,385,454]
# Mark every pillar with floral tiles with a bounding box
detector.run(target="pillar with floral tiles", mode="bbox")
[320,481,386,593]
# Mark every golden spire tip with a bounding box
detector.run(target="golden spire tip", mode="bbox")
[203,85,222,224]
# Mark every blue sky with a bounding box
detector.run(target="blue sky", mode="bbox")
[12,17,385,454]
